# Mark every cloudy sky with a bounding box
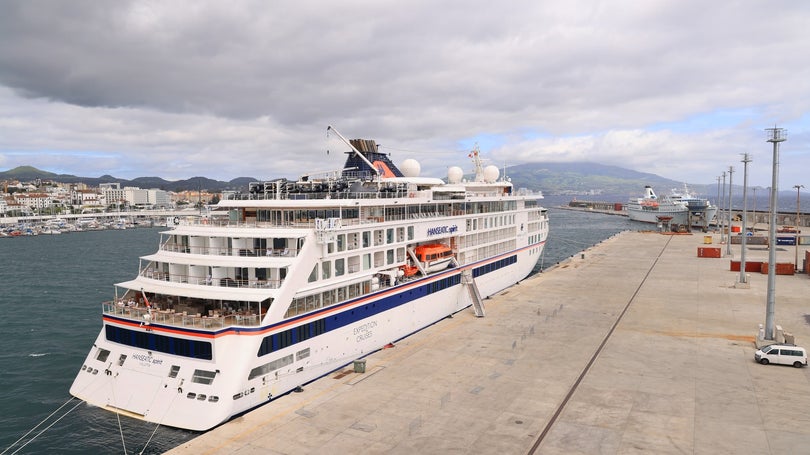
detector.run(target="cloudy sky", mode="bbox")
[0,0,807,190]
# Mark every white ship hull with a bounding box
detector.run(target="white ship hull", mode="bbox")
[626,185,689,226]
[69,132,549,431]
[626,206,690,225]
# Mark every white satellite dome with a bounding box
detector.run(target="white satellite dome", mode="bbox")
[447,166,463,184]
[483,165,500,183]
[400,158,421,177]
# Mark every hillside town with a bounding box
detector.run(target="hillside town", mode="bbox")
[1,178,220,217]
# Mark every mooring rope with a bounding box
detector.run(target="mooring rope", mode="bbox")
[6,400,83,455]
[1,397,78,455]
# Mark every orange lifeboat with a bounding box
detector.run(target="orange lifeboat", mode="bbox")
[415,243,454,273]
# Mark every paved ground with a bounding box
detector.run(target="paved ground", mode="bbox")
[166,231,810,454]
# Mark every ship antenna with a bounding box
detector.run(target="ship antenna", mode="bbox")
[470,143,485,182]
[326,125,380,179]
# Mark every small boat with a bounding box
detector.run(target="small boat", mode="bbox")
[413,243,454,273]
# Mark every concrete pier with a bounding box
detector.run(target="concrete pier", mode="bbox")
[167,232,810,454]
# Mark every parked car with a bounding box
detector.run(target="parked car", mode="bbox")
[754,344,807,368]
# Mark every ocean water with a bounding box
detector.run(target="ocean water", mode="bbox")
[0,204,639,454]
[0,228,195,455]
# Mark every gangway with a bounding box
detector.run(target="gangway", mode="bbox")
[461,269,485,317]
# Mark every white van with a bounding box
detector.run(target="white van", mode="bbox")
[754,344,807,368]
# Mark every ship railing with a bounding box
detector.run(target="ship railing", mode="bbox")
[159,243,299,258]
[232,189,411,201]
[141,270,282,289]
[103,302,262,329]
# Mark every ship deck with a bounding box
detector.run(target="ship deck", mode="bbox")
[166,231,810,454]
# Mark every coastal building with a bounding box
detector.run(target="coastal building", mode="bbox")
[14,193,54,212]
[71,188,105,209]
[123,187,172,209]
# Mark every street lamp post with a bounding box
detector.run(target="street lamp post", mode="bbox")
[752,187,758,229]
[764,126,786,341]
[727,166,734,256]
[721,172,727,243]
[740,154,751,283]
[717,175,722,231]
[795,184,804,272]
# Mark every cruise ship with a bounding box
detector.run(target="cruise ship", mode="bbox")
[669,184,718,229]
[69,127,549,431]
[626,185,689,225]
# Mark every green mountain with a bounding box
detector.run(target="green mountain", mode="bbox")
[505,162,693,195]
[0,166,253,192]
[1,166,59,180]
[0,162,708,195]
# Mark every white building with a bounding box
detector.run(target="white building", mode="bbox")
[71,188,105,208]
[15,193,54,211]
[100,183,127,208]
[123,187,172,208]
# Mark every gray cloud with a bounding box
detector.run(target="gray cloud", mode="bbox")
[0,0,807,186]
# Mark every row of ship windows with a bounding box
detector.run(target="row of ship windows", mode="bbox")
[308,248,403,283]
[471,256,517,278]
[529,233,545,244]
[457,227,516,249]
[333,226,413,252]
[528,220,548,232]
[287,281,368,318]
[458,239,515,265]
[254,201,519,224]
[105,325,213,360]
[466,214,516,231]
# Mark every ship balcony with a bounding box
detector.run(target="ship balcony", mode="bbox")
[141,270,282,289]
[103,302,262,329]
[160,244,298,258]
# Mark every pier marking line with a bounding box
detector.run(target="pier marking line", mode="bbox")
[528,235,674,454]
